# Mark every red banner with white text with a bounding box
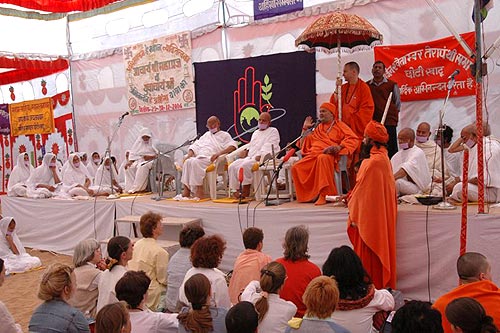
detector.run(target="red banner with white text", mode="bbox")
[374,32,476,101]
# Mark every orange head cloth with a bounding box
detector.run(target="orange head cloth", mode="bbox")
[320,102,338,120]
[365,120,389,143]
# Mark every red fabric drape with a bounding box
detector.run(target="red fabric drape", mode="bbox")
[0,0,121,13]
[0,57,69,85]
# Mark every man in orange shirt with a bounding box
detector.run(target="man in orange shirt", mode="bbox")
[433,252,500,333]
[292,102,359,205]
[347,120,397,289]
[331,62,374,186]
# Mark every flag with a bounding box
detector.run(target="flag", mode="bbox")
[472,0,494,22]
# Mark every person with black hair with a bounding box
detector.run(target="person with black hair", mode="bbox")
[240,261,296,333]
[97,236,133,312]
[166,224,205,312]
[115,271,178,332]
[225,301,258,333]
[228,227,272,304]
[445,297,498,333]
[392,300,443,333]
[435,125,462,194]
[178,273,228,333]
[323,246,394,332]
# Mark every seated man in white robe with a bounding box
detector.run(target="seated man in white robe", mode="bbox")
[125,128,158,193]
[391,128,431,196]
[7,152,34,197]
[26,153,61,198]
[449,124,500,202]
[415,122,449,179]
[435,125,462,195]
[181,116,237,199]
[0,217,41,274]
[228,112,280,198]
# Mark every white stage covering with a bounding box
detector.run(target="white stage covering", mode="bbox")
[2,195,500,302]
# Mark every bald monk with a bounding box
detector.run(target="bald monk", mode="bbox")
[181,116,237,199]
[347,120,397,289]
[291,102,360,205]
[433,252,500,333]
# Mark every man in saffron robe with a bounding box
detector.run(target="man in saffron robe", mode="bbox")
[291,102,359,205]
[433,252,500,333]
[347,120,397,289]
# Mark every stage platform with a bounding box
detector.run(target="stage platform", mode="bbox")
[2,194,500,302]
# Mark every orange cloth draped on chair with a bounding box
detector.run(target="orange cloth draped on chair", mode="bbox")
[291,121,359,202]
[347,146,397,289]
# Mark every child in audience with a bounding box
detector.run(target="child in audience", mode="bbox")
[95,301,131,333]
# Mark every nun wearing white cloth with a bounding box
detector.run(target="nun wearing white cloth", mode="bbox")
[61,153,94,197]
[124,128,158,193]
[0,217,41,274]
[7,152,34,197]
[26,152,61,198]
[90,156,123,195]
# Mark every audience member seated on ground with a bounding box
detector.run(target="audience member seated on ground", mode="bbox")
[285,276,349,333]
[227,112,280,198]
[0,217,41,274]
[435,125,462,195]
[124,128,158,194]
[391,300,443,333]
[179,235,231,309]
[322,245,394,333]
[240,261,297,333]
[128,211,169,311]
[26,152,61,198]
[116,271,178,333]
[445,297,498,333]
[69,239,105,319]
[29,263,90,333]
[291,102,360,205]
[95,301,131,333]
[7,152,33,197]
[180,116,237,199]
[391,128,431,197]
[228,227,272,304]
[61,153,95,197]
[225,301,258,333]
[0,258,22,333]
[448,124,500,203]
[433,252,500,333]
[166,224,205,313]
[90,157,123,195]
[178,274,228,333]
[276,225,321,318]
[97,236,134,313]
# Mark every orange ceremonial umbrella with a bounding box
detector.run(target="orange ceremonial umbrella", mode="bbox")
[295,11,383,118]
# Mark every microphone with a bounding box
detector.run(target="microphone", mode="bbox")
[447,69,460,79]
[119,111,130,120]
[238,167,244,203]
[277,148,296,169]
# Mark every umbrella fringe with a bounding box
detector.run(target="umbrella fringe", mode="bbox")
[297,40,382,54]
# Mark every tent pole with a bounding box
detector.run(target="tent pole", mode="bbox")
[66,15,79,152]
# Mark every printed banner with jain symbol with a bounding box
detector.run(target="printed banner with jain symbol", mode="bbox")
[194,51,316,149]
[123,31,195,114]
[374,32,476,101]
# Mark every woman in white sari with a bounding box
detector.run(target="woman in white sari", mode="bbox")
[61,153,94,197]
[7,152,34,197]
[91,157,123,196]
[26,153,61,199]
[0,217,41,274]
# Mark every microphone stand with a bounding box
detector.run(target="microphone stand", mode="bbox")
[433,77,457,210]
[265,146,291,206]
[105,114,127,200]
[151,134,200,201]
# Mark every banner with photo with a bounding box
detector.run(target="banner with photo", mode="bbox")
[9,97,54,136]
[254,0,303,21]
[374,32,475,101]
[194,51,316,148]
[123,31,195,114]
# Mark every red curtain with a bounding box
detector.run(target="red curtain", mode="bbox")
[0,0,121,12]
[0,57,69,85]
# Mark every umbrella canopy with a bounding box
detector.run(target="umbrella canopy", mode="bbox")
[295,11,383,52]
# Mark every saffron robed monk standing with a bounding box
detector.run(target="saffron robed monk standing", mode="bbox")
[291,102,359,206]
[347,121,397,290]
